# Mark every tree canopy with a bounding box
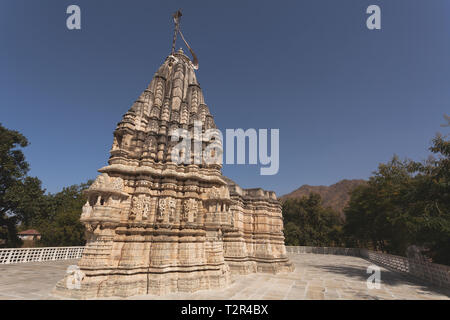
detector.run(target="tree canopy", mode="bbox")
[344,134,450,264]
[0,123,31,247]
[0,123,89,248]
[283,193,343,247]
[38,183,91,246]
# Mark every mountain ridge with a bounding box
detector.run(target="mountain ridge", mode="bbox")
[280,179,366,218]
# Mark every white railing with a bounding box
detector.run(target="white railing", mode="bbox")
[285,246,360,256]
[286,245,450,289]
[0,247,84,264]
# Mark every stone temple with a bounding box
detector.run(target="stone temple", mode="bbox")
[53,39,293,298]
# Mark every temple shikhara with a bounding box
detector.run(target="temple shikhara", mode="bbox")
[54,11,293,298]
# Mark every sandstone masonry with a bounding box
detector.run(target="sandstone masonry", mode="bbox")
[53,49,293,299]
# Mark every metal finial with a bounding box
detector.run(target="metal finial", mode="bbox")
[171,10,182,55]
[170,10,199,69]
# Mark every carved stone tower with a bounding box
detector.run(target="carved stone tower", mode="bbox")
[53,23,292,299]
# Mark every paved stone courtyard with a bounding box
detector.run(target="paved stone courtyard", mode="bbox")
[0,253,449,300]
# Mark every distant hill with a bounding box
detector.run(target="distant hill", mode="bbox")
[280,179,366,219]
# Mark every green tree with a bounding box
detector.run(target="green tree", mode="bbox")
[5,176,47,229]
[405,134,450,264]
[0,123,31,247]
[283,194,343,246]
[0,123,91,247]
[344,134,450,264]
[37,182,92,247]
[343,156,413,253]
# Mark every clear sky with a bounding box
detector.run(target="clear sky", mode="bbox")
[1,0,449,196]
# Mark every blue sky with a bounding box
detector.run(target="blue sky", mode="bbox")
[1,0,449,196]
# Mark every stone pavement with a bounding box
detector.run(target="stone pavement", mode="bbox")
[0,254,449,300]
[0,259,79,300]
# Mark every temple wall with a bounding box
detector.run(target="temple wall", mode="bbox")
[224,183,293,275]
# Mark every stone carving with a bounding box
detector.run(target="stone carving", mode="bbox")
[158,198,166,219]
[157,197,176,221]
[54,45,293,300]
[183,198,198,222]
[168,197,176,221]
[111,136,120,151]
[130,195,152,220]
[65,265,85,290]
[90,174,106,190]
[150,107,160,119]
[90,173,124,192]
[209,186,220,199]
[130,196,141,220]
[149,120,159,132]
[161,101,170,122]
[81,201,92,219]
[180,104,189,124]
[111,178,124,191]
[154,80,164,107]
[142,197,151,220]
[190,88,199,113]
[208,186,230,200]
[145,136,156,152]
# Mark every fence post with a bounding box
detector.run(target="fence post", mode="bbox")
[23,248,29,263]
[6,250,12,264]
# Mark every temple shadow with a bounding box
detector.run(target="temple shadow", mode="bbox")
[313,263,450,297]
